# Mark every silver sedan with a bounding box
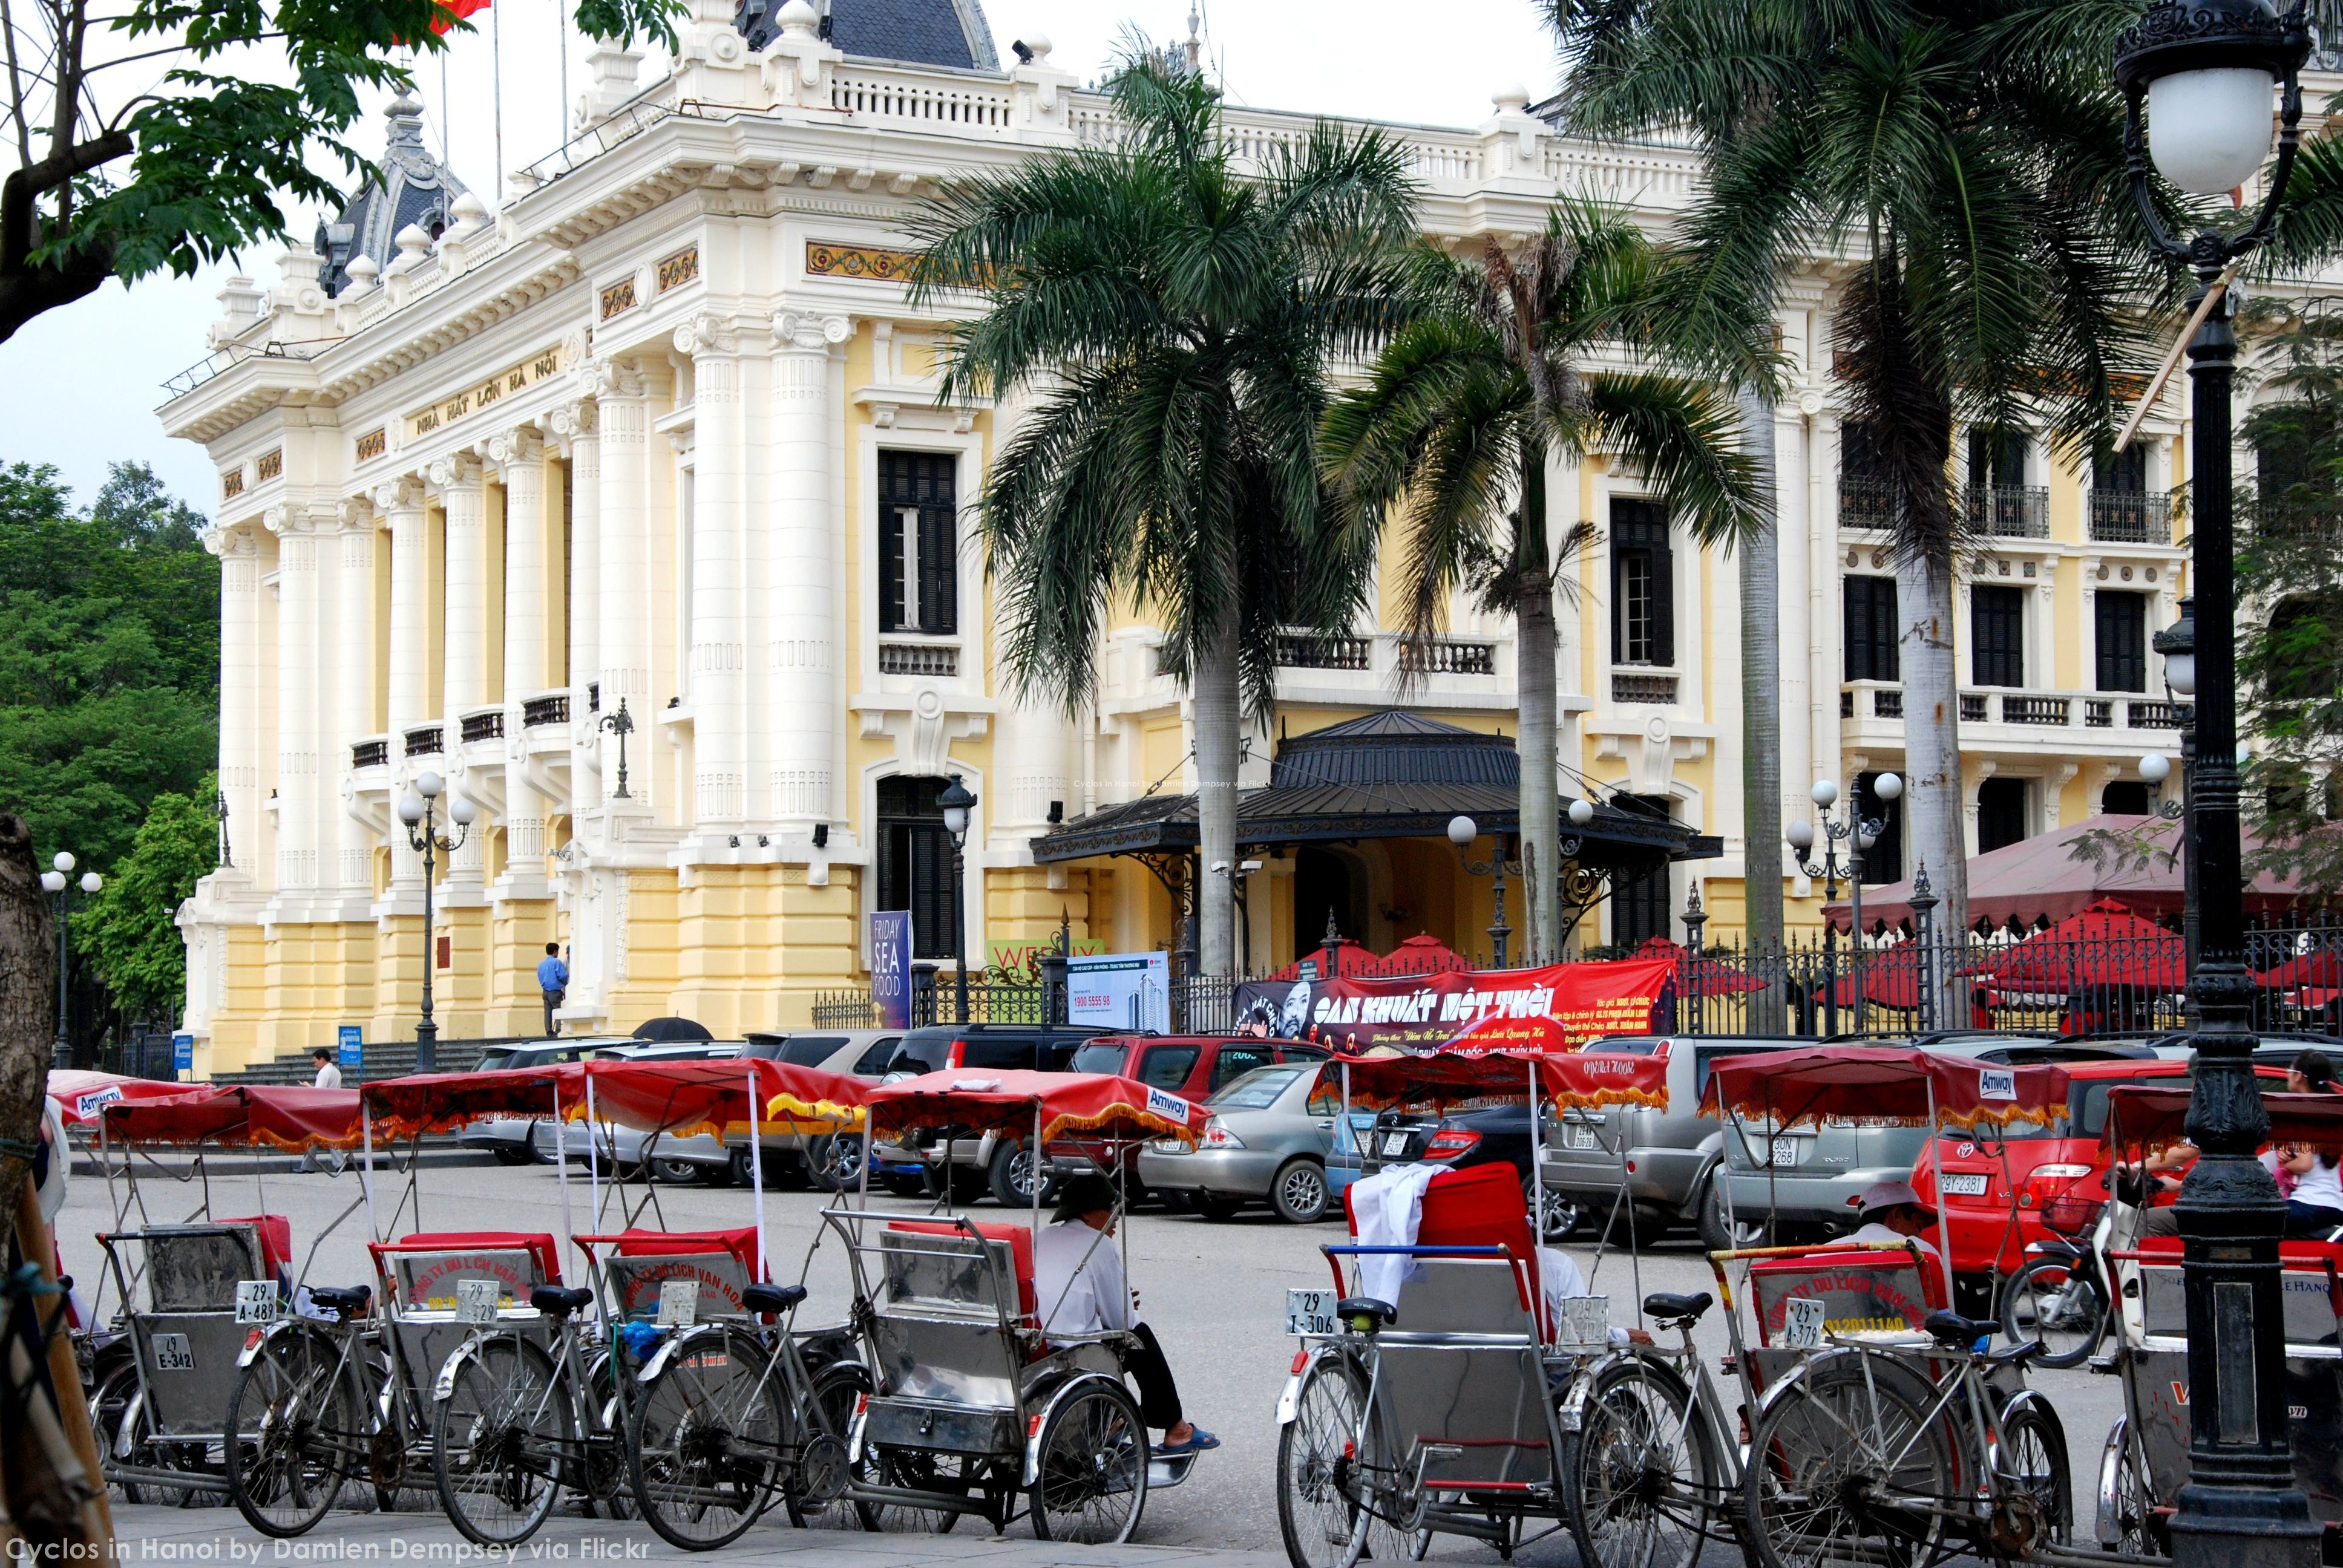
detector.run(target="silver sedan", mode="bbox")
[1137,1062,1361,1224]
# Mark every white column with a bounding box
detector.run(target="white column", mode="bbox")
[769,309,849,833]
[376,477,429,890]
[433,453,490,715]
[552,400,602,815]
[335,503,379,897]
[209,524,265,878]
[680,315,746,835]
[493,428,552,886]
[1780,405,1817,817]
[596,361,653,815]
[266,505,321,900]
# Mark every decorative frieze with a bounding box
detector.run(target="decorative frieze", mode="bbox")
[354,428,387,463]
[221,468,244,498]
[655,246,700,292]
[600,277,638,319]
[806,241,919,281]
[255,448,283,482]
[405,342,569,440]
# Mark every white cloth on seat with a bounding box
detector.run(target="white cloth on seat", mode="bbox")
[1035,1220,1132,1337]
[1348,1162,1441,1307]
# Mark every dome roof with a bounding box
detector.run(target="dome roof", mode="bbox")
[312,93,469,298]
[736,0,1000,71]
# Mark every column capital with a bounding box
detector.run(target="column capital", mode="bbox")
[202,520,262,558]
[427,451,484,491]
[487,425,545,469]
[548,399,598,440]
[773,309,852,352]
[370,475,425,515]
[591,355,649,400]
[673,312,738,358]
[263,501,338,537]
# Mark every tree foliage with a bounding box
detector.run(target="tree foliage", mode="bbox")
[0,0,681,343]
[77,778,215,1022]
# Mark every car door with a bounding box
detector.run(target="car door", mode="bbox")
[1134,1043,1202,1092]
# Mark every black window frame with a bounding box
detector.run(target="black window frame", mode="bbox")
[876,450,959,635]
[2095,590,2148,694]
[1843,575,1901,683]
[875,776,960,961]
[1971,584,2026,688]
[1977,776,2030,854]
[1610,498,1676,667]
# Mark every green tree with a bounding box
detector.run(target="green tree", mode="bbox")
[1320,202,1761,959]
[1550,1,2161,991]
[77,779,217,1023]
[0,0,678,342]
[905,54,1419,977]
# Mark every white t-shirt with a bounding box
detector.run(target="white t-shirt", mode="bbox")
[1034,1220,1133,1336]
[2294,1154,2343,1211]
[1537,1246,1630,1346]
[313,1061,343,1089]
[1835,1223,1950,1300]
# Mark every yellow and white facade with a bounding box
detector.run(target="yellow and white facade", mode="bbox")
[163,0,2226,1074]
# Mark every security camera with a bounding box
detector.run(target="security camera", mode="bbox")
[1239,859,1263,874]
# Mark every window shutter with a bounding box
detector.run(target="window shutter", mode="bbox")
[1973,586,2025,687]
[2097,592,2146,693]
[1650,529,1676,667]
[919,499,957,633]
[1611,549,1630,664]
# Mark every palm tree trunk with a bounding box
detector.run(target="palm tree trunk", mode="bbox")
[1896,546,1970,1021]
[1516,446,1561,966]
[1192,611,1242,978]
[1737,386,1786,1029]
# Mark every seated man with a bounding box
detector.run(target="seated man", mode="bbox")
[1535,1245,1651,1345]
[1035,1173,1218,1455]
[1829,1180,1951,1302]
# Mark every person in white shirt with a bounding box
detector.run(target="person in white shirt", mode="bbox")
[310,1047,342,1089]
[1535,1247,1651,1347]
[1830,1180,1951,1302]
[1034,1173,1217,1455]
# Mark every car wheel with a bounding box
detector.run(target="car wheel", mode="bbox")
[1195,1194,1245,1221]
[988,1140,1041,1209]
[1697,1175,1765,1252]
[649,1157,700,1184]
[529,1125,560,1164]
[1270,1160,1330,1224]
[1519,1169,1579,1241]
[491,1146,533,1167]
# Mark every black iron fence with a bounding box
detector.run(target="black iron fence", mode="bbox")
[812,971,1240,1033]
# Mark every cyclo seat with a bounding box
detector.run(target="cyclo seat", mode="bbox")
[741,1282,806,1315]
[1644,1290,1713,1324]
[310,1284,372,1319]
[1337,1297,1397,1327]
[1923,1309,1994,1347]
[531,1285,594,1318]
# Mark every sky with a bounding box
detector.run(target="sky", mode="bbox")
[0,0,1562,518]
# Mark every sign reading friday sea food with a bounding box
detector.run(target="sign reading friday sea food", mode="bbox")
[1230,956,1676,1054]
[405,341,569,440]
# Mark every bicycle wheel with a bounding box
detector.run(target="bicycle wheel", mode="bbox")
[1565,1356,1719,1568]
[1999,1259,2106,1369]
[226,1325,356,1538]
[628,1325,783,1550]
[2097,1415,2167,1558]
[1988,1400,2071,1559]
[1028,1379,1148,1543]
[1745,1354,1953,1568]
[787,1361,863,1530]
[433,1334,569,1547]
[1277,1350,1408,1568]
[91,1362,149,1506]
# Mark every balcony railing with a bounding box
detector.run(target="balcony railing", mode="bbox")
[2089,489,2175,544]
[403,725,444,758]
[1839,475,1896,530]
[1854,683,2196,733]
[1398,640,1498,676]
[350,738,389,769]
[1276,634,1371,671]
[878,641,959,678]
[2086,699,2114,728]
[2002,694,2069,726]
[1960,694,1989,723]
[1611,670,1680,705]
[1966,485,2050,539]
[522,693,569,728]
[2130,700,2188,730]
[460,710,505,743]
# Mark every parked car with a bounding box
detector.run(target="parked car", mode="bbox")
[457,1037,632,1165]
[1136,1060,1357,1223]
[1715,1037,2132,1243]
[531,1040,742,1183]
[738,1029,913,1190]
[1366,1097,1575,1239]
[1055,1036,1328,1210]
[741,1029,908,1077]
[870,1024,1115,1201]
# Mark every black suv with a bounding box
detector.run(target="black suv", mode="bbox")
[877,1024,1114,1202]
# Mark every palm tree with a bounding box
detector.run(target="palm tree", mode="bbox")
[1320,202,1761,961]
[1550,1,2158,1001]
[905,56,1419,979]
[1737,383,1786,1014]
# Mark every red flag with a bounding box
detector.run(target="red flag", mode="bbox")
[432,0,491,32]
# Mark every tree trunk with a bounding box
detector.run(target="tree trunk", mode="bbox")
[1516,448,1561,967]
[1192,612,1242,978]
[1737,386,1786,1030]
[1896,548,1970,1019]
[0,814,50,1205]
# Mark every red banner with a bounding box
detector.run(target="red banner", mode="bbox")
[1234,956,1676,1054]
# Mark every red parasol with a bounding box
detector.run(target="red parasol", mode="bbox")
[1968,900,2187,991]
[1699,1047,2071,1134]
[361,1065,583,1141]
[2255,948,2343,990]
[48,1069,200,1126]
[864,1070,1207,1145]
[100,1085,365,1151]
[1335,1042,1668,1113]
[2103,1081,2325,1155]
[571,1056,867,1142]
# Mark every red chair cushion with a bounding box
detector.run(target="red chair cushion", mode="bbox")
[887,1220,1037,1319]
[394,1231,563,1286]
[612,1226,762,1281]
[222,1214,293,1279]
[1343,1165,1547,1335]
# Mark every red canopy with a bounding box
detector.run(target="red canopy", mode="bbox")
[362,1065,582,1140]
[100,1085,365,1151]
[1335,1043,1668,1113]
[2104,1080,2327,1153]
[48,1069,198,1126]
[1967,900,2187,991]
[572,1057,867,1142]
[1700,1047,2069,1133]
[864,1070,1206,1145]
[2256,949,2343,990]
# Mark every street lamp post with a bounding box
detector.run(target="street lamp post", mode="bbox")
[397,771,476,1073]
[2152,597,2201,984]
[2114,9,2317,1566]
[41,851,102,1067]
[938,774,977,1026]
[1446,814,1535,967]
[598,696,636,800]
[1786,773,1902,1037]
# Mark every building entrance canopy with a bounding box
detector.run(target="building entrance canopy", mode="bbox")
[1027,712,1720,867]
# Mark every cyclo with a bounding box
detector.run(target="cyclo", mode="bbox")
[2094,1081,2343,1561]
[827,1067,1208,1543]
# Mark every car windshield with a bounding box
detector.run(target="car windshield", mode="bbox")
[887,1037,951,1076]
[475,1050,515,1071]
[1209,1066,1305,1109]
[1070,1043,1129,1076]
[778,1035,847,1067]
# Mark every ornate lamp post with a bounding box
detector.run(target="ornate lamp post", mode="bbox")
[2152,596,2201,978]
[1447,813,1536,967]
[938,774,977,1025]
[2114,9,2316,1566]
[396,771,475,1072]
[598,696,636,800]
[1786,773,1901,1037]
[41,852,102,1067]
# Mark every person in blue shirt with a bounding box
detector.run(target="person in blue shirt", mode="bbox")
[536,942,568,1037]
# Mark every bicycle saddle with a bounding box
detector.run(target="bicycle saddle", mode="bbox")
[1923,1309,1995,1347]
[1337,1297,1397,1328]
[310,1284,371,1319]
[742,1283,807,1315]
[1643,1291,1713,1325]
[531,1285,594,1318]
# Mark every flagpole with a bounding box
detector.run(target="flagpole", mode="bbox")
[492,0,503,204]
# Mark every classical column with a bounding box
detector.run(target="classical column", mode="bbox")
[491,426,551,886]
[209,523,265,878]
[681,315,746,835]
[554,400,602,814]
[334,500,379,898]
[433,453,490,716]
[266,505,321,900]
[768,309,850,834]
[375,477,429,890]
[595,359,652,815]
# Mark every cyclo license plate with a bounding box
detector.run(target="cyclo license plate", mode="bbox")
[151,1332,195,1371]
[1286,1289,1340,1337]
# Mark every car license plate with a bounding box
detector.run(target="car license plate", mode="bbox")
[1941,1172,1990,1197]
[151,1332,195,1372]
[1383,1132,1412,1157]
[1567,1125,1599,1151]
[1771,1137,1800,1167]
[1286,1289,1340,1337]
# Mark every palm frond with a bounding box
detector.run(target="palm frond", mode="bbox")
[1583,372,1763,552]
